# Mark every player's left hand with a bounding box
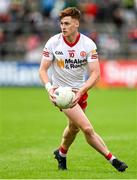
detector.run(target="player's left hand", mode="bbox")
[70,89,82,108]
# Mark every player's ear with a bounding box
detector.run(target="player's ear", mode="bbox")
[75,20,79,28]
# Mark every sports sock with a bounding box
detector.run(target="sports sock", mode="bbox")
[105,152,116,164]
[59,146,68,157]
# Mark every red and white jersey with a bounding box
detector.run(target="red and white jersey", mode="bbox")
[42,33,98,88]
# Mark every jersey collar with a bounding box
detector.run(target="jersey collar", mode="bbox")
[62,33,80,47]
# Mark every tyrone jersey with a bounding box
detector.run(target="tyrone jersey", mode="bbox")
[42,33,98,89]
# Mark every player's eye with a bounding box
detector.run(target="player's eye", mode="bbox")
[65,22,69,25]
[60,22,70,26]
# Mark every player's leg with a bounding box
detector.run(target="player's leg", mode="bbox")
[60,119,79,150]
[54,119,79,170]
[94,132,108,148]
[64,104,109,156]
[59,92,87,152]
[63,104,128,172]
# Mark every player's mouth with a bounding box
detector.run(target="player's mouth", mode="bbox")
[62,31,67,34]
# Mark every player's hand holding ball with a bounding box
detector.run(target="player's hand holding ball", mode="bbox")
[45,82,57,104]
[70,89,82,108]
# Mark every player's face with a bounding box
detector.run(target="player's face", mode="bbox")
[60,16,79,37]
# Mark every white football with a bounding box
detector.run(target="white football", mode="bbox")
[54,87,75,109]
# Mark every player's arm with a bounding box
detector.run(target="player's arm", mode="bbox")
[39,58,56,103]
[39,58,52,85]
[71,61,100,107]
[79,60,100,94]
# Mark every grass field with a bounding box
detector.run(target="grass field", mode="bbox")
[0,87,137,179]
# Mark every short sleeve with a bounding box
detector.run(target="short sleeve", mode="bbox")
[42,38,54,61]
[87,41,98,62]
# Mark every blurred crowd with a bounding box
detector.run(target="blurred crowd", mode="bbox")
[0,0,137,61]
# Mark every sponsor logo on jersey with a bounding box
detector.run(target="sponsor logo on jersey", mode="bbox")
[57,59,65,68]
[68,50,75,52]
[65,59,87,69]
[66,59,87,69]
[80,51,86,57]
[56,57,87,69]
[55,51,63,55]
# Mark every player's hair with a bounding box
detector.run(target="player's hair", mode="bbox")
[59,7,81,21]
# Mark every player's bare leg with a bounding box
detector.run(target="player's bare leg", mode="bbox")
[54,119,79,170]
[62,104,128,172]
[64,104,109,156]
[61,119,79,150]
[60,115,107,154]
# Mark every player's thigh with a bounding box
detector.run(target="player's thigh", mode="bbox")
[63,104,93,131]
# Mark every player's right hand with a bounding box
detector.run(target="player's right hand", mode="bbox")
[48,88,57,104]
[48,88,63,111]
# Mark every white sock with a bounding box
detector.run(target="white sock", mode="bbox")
[59,150,66,157]
[109,155,116,164]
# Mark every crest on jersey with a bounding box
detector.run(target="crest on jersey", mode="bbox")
[80,51,86,57]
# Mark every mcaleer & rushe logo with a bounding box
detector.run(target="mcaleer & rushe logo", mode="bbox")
[56,58,87,69]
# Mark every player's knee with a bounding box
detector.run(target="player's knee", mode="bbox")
[69,124,79,134]
[82,126,95,136]
[73,127,80,134]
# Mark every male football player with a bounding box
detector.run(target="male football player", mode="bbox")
[39,7,128,172]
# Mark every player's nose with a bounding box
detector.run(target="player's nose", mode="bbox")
[62,23,66,28]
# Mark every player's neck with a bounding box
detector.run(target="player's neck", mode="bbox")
[65,32,79,43]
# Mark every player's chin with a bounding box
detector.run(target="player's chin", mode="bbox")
[62,31,68,36]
